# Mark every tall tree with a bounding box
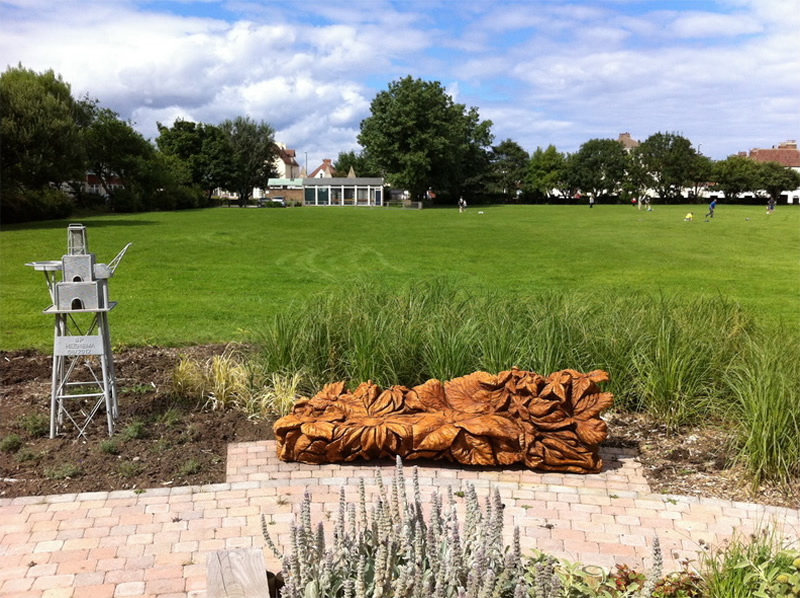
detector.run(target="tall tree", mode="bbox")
[156,119,236,200]
[758,161,800,203]
[526,145,566,200]
[333,150,379,177]
[358,76,494,200]
[85,108,155,196]
[489,139,529,196]
[220,116,277,205]
[571,138,628,201]
[0,64,91,192]
[712,155,762,200]
[686,153,714,200]
[634,132,697,202]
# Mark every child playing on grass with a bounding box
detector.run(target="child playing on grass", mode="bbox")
[684,212,694,221]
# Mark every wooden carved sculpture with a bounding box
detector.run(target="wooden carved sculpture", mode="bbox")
[274,368,613,474]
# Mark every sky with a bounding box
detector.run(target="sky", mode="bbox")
[1,0,798,169]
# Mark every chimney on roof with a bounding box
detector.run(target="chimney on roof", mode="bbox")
[778,140,797,150]
[323,159,332,165]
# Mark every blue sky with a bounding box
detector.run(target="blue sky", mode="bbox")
[1,0,798,168]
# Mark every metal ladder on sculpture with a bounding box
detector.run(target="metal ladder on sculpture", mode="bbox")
[27,224,131,438]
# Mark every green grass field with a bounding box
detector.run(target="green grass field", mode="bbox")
[1,204,798,350]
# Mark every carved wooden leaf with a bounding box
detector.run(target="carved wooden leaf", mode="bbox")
[574,418,608,446]
[319,381,347,401]
[450,430,495,465]
[370,388,404,417]
[414,422,460,452]
[573,392,614,421]
[406,379,448,412]
[300,421,337,441]
[454,413,522,440]
[444,371,501,413]
[540,371,569,401]
[273,414,305,438]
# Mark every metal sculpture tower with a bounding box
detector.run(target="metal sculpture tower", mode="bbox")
[27,224,131,438]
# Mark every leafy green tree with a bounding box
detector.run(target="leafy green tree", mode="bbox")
[156,119,236,200]
[526,145,566,200]
[219,116,277,205]
[334,150,379,177]
[358,76,494,200]
[489,139,528,196]
[712,155,762,201]
[571,138,628,201]
[85,108,155,198]
[686,153,714,200]
[0,65,91,191]
[620,150,650,205]
[758,161,800,203]
[634,132,697,202]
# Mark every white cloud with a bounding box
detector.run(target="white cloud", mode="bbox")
[0,0,797,162]
[670,12,763,38]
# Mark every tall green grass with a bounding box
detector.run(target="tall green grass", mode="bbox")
[251,280,800,484]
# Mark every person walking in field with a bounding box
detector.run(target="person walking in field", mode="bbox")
[588,196,595,208]
[458,196,467,213]
[767,197,775,215]
[705,198,717,219]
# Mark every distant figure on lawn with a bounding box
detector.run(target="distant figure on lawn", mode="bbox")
[705,198,717,219]
[684,212,694,221]
[588,196,595,208]
[458,196,467,213]
[767,198,776,215]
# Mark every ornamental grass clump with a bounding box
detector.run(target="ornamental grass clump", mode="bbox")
[261,456,530,598]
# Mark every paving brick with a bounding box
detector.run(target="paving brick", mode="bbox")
[144,577,185,594]
[72,572,107,587]
[112,581,145,597]
[31,574,75,590]
[73,584,115,598]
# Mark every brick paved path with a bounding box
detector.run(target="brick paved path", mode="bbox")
[1,440,798,598]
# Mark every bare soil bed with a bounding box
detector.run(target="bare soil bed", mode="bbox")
[1,346,797,508]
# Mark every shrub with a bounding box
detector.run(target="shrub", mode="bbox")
[45,463,81,479]
[15,448,38,462]
[178,458,201,476]
[121,420,147,440]
[243,371,304,418]
[99,439,120,455]
[117,461,145,478]
[261,457,529,598]
[0,186,73,223]
[701,529,800,598]
[19,413,49,438]
[1,433,23,453]
[107,188,143,212]
[171,346,302,417]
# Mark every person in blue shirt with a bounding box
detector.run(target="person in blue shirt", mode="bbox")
[705,198,717,219]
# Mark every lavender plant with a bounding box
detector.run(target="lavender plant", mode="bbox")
[261,456,527,598]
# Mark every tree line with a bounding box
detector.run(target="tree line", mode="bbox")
[342,77,800,206]
[1,65,277,223]
[2,66,798,223]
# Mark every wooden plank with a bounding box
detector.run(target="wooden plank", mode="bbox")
[206,548,271,598]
